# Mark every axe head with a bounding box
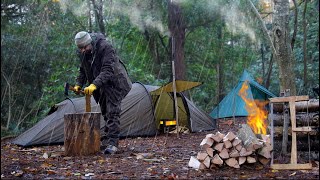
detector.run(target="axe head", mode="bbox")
[64,82,70,96]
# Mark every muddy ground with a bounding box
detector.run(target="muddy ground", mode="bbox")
[1,130,319,179]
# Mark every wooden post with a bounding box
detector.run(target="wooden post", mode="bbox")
[64,112,101,156]
[172,61,179,138]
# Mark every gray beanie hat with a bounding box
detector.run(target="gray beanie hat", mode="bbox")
[74,31,92,48]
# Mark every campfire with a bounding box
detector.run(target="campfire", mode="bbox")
[239,81,269,135]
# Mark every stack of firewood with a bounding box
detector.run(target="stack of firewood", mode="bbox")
[188,129,272,169]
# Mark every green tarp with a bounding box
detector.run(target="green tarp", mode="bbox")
[210,70,276,119]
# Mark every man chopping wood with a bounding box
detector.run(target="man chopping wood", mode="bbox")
[72,31,132,154]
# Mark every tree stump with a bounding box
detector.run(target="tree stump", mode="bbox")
[64,112,101,156]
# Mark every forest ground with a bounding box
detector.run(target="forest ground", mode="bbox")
[1,130,319,179]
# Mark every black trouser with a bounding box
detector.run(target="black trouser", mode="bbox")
[99,93,121,147]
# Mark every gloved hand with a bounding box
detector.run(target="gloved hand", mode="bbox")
[84,84,97,95]
[73,85,82,95]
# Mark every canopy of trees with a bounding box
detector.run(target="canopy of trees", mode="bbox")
[1,0,319,136]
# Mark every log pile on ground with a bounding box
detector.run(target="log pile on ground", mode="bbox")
[188,129,272,169]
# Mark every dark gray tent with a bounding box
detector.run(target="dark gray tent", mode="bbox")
[13,82,215,147]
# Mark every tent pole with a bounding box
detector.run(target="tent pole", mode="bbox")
[172,60,179,138]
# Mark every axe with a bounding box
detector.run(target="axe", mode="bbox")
[64,82,91,112]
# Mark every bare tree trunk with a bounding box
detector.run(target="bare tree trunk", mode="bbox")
[217,22,224,102]
[291,0,298,50]
[302,0,308,93]
[265,54,273,89]
[92,0,105,35]
[261,44,265,80]
[272,0,297,95]
[87,0,92,32]
[168,0,186,80]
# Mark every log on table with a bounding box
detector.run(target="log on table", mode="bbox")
[64,112,101,156]
[272,99,319,113]
[269,113,319,126]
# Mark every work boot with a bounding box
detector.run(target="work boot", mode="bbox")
[103,144,118,154]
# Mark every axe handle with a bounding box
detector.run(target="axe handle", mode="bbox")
[69,85,91,112]
[85,94,91,112]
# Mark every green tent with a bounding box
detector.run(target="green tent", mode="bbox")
[210,70,276,119]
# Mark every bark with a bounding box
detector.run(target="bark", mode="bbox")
[291,0,298,50]
[269,112,319,126]
[272,0,297,95]
[302,0,308,92]
[87,0,92,32]
[92,0,105,35]
[168,0,186,80]
[64,112,101,156]
[271,99,319,113]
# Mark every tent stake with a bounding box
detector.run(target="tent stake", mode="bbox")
[172,60,179,138]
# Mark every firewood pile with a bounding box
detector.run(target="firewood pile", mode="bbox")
[188,125,272,169]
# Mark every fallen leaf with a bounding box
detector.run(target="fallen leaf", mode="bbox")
[47,170,57,175]
[73,172,81,176]
[271,169,279,173]
[43,152,49,159]
[1,174,4,178]
[85,173,95,177]
[289,172,296,176]
[11,170,24,177]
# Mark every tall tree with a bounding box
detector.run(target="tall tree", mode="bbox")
[168,0,186,80]
[272,0,297,95]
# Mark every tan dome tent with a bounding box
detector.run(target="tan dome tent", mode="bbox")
[12,82,215,147]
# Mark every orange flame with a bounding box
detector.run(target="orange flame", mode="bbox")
[239,81,268,134]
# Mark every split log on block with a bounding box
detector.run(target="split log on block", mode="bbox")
[237,124,259,148]
[188,156,201,169]
[269,113,319,126]
[229,149,240,158]
[258,156,271,165]
[197,152,208,161]
[246,143,255,152]
[232,138,242,147]
[212,154,223,165]
[225,158,240,168]
[219,148,230,159]
[246,156,257,163]
[206,147,214,157]
[64,113,101,156]
[238,156,246,165]
[272,99,319,113]
[235,144,243,151]
[214,143,224,152]
[200,137,214,149]
[258,146,271,159]
[203,156,211,168]
[224,132,237,141]
[223,139,232,149]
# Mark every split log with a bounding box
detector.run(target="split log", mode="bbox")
[225,158,240,168]
[203,156,211,168]
[188,156,201,169]
[200,137,214,149]
[272,99,319,113]
[229,149,240,158]
[246,156,257,163]
[212,154,223,165]
[206,147,214,157]
[214,143,224,152]
[232,138,242,147]
[219,148,230,159]
[223,139,232,149]
[64,113,101,156]
[224,132,237,141]
[235,144,243,151]
[238,156,246,165]
[269,113,319,126]
[197,152,208,161]
[258,156,271,165]
[258,146,271,158]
